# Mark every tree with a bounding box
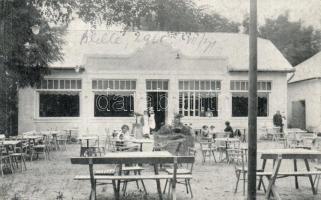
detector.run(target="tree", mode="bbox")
[242,13,321,66]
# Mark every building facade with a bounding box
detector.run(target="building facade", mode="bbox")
[288,52,321,131]
[18,30,293,136]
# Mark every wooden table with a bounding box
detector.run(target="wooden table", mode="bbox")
[215,137,240,162]
[64,128,78,143]
[131,139,153,151]
[104,151,173,200]
[79,136,98,156]
[259,149,321,199]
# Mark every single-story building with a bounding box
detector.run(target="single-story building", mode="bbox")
[18,30,293,136]
[288,51,321,131]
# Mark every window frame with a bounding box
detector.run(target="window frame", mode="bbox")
[178,80,221,118]
[36,78,82,119]
[92,79,136,118]
[230,80,271,118]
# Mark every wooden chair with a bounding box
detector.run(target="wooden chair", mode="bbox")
[31,136,50,161]
[199,142,216,164]
[163,147,196,198]
[0,144,14,176]
[56,134,68,151]
[9,141,27,172]
[229,148,265,195]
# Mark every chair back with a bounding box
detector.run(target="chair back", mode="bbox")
[302,137,314,149]
[227,148,246,170]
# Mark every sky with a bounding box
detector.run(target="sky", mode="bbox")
[69,0,321,30]
[194,0,321,28]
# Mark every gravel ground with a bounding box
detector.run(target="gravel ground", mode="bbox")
[1,141,321,200]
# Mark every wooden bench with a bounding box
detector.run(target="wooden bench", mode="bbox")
[71,154,195,200]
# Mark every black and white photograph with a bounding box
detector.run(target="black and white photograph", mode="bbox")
[1,0,321,199]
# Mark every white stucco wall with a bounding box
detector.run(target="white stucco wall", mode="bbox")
[18,44,290,137]
[288,79,321,131]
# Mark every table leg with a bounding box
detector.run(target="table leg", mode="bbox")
[266,158,282,200]
[293,159,299,189]
[258,159,267,190]
[154,164,163,200]
[304,159,317,194]
[115,164,122,200]
[140,143,143,152]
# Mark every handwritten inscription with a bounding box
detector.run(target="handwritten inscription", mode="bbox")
[80,30,216,53]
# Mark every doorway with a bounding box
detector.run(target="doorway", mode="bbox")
[146,92,168,131]
[291,100,306,129]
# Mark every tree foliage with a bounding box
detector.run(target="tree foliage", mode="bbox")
[242,13,321,66]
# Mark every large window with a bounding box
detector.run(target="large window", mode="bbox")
[92,79,135,117]
[37,79,81,117]
[231,80,271,117]
[178,80,221,117]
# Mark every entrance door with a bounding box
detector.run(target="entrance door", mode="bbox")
[146,80,169,131]
[147,92,168,130]
[291,100,306,129]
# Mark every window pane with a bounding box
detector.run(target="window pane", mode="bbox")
[216,81,221,90]
[241,81,246,90]
[39,93,79,117]
[267,82,271,90]
[125,81,130,90]
[195,81,199,90]
[211,81,216,90]
[41,80,47,89]
[94,93,134,117]
[257,82,262,90]
[103,80,108,89]
[53,80,59,89]
[71,80,76,89]
[152,81,157,90]
[115,80,119,89]
[131,81,136,90]
[189,81,194,90]
[184,81,189,90]
[77,80,82,89]
[157,80,162,90]
[232,93,248,117]
[47,80,53,89]
[262,82,267,90]
[200,81,205,90]
[98,80,103,89]
[163,81,168,90]
[258,93,268,116]
[120,81,125,90]
[235,81,241,90]
[60,80,65,89]
[179,92,183,115]
[179,81,183,90]
[205,81,210,90]
[65,80,70,89]
[109,80,114,89]
[230,81,234,90]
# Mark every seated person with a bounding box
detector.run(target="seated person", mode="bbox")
[224,121,234,138]
[201,125,209,138]
[209,125,216,139]
[116,125,137,151]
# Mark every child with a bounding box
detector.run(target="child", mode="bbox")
[201,125,209,138]
[209,125,216,139]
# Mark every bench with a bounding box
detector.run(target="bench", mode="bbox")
[71,155,195,200]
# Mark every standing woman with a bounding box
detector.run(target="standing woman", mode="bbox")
[149,107,156,134]
[143,110,150,138]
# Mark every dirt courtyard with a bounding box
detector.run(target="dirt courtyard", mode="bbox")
[1,141,321,200]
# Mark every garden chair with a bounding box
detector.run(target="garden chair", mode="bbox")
[199,141,216,164]
[0,144,14,176]
[163,147,196,198]
[230,148,265,195]
[56,133,68,151]
[296,136,315,150]
[9,141,27,172]
[31,136,50,161]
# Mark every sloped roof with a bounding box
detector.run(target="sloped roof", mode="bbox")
[289,51,321,83]
[50,30,293,72]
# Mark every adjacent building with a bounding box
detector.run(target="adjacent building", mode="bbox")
[18,30,293,136]
[288,51,321,131]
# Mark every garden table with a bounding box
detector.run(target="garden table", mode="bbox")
[215,137,240,162]
[64,128,78,143]
[259,149,321,199]
[131,139,153,151]
[79,136,99,156]
[103,151,173,200]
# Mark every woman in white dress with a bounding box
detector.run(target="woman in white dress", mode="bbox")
[143,110,150,137]
[148,107,156,133]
